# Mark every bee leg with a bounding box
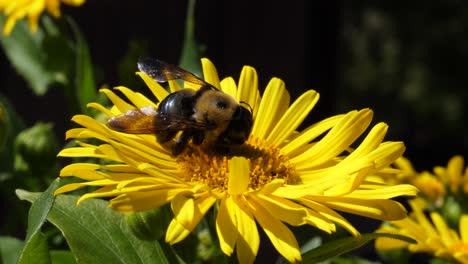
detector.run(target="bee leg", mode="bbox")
[156,131,177,143]
[172,131,192,155]
[192,131,205,145]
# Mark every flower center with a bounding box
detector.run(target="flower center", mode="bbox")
[177,136,300,191]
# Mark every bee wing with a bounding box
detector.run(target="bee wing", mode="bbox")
[137,58,218,90]
[107,106,159,134]
[107,106,210,134]
[154,113,212,131]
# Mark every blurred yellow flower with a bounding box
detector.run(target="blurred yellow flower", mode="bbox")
[55,58,418,263]
[376,198,468,263]
[384,157,446,203]
[411,171,446,203]
[0,0,85,35]
[434,155,468,194]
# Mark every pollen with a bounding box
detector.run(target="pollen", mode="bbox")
[177,136,300,191]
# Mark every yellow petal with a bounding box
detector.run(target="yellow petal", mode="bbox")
[311,196,408,221]
[393,156,417,174]
[87,102,114,117]
[347,184,419,199]
[167,193,216,244]
[343,122,388,162]
[408,199,437,238]
[299,158,373,191]
[60,164,105,180]
[201,58,221,89]
[258,179,284,194]
[167,80,181,93]
[281,114,343,157]
[375,226,411,250]
[251,194,307,226]
[60,162,99,174]
[299,198,360,237]
[248,197,301,263]
[431,212,457,245]
[237,66,259,113]
[99,89,135,114]
[114,86,156,108]
[228,157,250,194]
[272,183,325,199]
[267,90,319,146]
[447,155,464,183]
[3,16,18,35]
[166,219,191,245]
[65,128,89,139]
[45,0,60,17]
[363,141,406,171]
[58,146,109,160]
[220,77,237,99]
[233,196,259,264]
[460,215,468,242]
[110,188,188,214]
[62,0,85,6]
[136,72,169,102]
[251,78,289,139]
[292,109,373,169]
[216,197,238,256]
[54,183,88,195]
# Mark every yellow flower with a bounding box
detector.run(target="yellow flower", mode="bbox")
[385,157,445,203]
[0,0,85,35]
[434,155,468,194]
[375,198,468,263]
[411,171,446,203]
[55,58,418,263]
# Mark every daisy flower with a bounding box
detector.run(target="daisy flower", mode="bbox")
[375,198,468,263]
[55,58,418,263]
[379,157,446,204]
[0,0,85,35]
[434,155,468,195]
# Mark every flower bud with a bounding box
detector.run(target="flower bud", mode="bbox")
[440,196,462,228]
[15,122,59,175]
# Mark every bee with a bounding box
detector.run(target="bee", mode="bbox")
[107,58,253,156]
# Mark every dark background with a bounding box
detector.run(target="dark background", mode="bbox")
[0,0,466,262]
[2,1,466,170]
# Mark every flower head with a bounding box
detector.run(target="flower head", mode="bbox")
[0,0,85,35]
[375,198,468,263]
[434,155,468,194]
[386,155,467,203]
[55,58,418,263]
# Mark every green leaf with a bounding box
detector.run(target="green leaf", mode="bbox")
[18,233,51,264]
[16,179,60,264]
[50,250,76,264]
[19,189,176,264]
[178,0,203,75]
[291,233,416,264]
[0,236,24,264]
[67,17,97,115]
[0,15,72,96]
[329,255,381,264]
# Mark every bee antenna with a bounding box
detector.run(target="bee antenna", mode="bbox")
[239,101,253,113]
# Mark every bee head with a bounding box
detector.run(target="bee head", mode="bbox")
[221,102,253,145]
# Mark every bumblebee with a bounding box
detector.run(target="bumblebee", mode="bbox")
[107,58,253,155]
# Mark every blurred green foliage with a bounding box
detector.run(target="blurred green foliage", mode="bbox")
[338,2,466,165]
